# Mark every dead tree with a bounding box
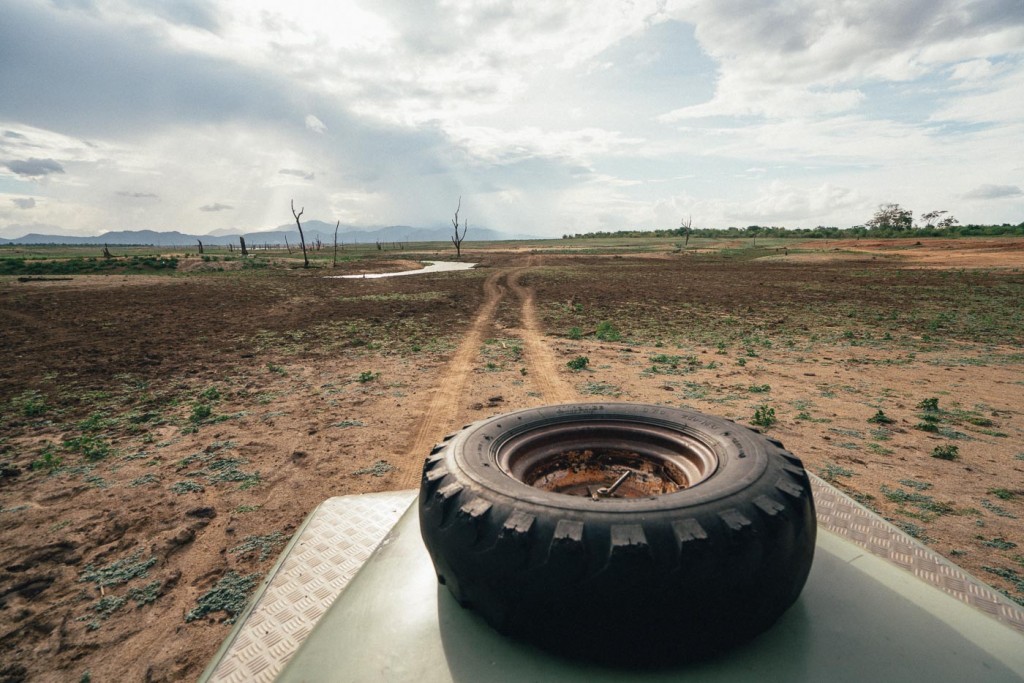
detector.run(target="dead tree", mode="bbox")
[284,235,292,254]
[197,239,204,254]
[375,239,382,251]
[291,199,310,268]
[239,236,248,257]
[102,244,112,259]
[451,196,468,258]
[680,215,693,246]
[333,220,340,268]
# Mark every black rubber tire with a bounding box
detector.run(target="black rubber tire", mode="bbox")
[418,403,816,664]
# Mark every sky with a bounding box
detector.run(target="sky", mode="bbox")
[1,0,1022,239]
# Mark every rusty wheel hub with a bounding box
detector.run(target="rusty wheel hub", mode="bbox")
[495,421,719,498]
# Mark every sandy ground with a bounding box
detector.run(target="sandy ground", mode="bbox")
[1,242,1023,681]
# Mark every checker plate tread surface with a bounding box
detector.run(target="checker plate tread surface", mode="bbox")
[207,479,1024,682]
[206,490,417,683]
[811,474,1024,633]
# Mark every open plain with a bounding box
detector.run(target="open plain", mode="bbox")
[1,237,1023,681]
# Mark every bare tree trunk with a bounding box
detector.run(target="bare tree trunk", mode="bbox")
[451,196,468,258]
[333,220,339,268]
[102,244,112,259]
[291,200,309,268]
[197,240,203,254]
[284,235,292,254]
[240,236,248,257]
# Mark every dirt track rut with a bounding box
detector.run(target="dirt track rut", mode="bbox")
[396,265,575,487]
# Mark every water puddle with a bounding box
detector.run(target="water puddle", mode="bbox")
[326,261,478,279]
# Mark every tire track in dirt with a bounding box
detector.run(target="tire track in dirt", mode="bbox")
[509,265,577,404]
[396,269,508,487]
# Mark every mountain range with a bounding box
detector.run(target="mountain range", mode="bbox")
[0,220,541,245]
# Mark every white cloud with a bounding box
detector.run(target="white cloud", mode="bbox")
[1,1,1023,237]
[12,197,36,209]
[304,115,327,133]
[963,184,1022,200]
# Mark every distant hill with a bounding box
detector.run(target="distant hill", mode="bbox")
[0,221,541,245]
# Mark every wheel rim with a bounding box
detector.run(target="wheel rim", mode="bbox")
[495,421,719,498]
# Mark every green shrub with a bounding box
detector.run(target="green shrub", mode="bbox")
[63,435,111,461]
[752,404,777,428]
[595,321,621,341]
[867,409,895,425]
[566,356,590,371]
[931,444,959,461]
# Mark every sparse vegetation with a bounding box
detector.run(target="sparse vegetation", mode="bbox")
[79,550,156,587]
[353,459,394,477]
[230,532,287,562]
[566,356,590,371]
[751,404,777,428]
[931,444,959,461]
[867,409,895,425]
[186,571,260,624]
[595,321,621,341]
[3,238,1024,679]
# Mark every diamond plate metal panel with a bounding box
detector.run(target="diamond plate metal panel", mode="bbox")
[205,490,417,683]
[207,477,1024,683]
[810,474,1024,634]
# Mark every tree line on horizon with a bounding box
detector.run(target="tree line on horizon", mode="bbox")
[563,203,1024,240]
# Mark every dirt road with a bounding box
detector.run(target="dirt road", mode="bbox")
[397,266,575,487]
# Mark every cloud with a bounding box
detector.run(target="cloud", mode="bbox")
[199,202,233,212]
[963,184,1022,200]
[279,168,315,181]
[2,158,65,176]
[12,197,35,209]
[3,130,27,139]
[305,115,327,133]
[117,191,159,199]
[0,1,297,137]
[663,1,1024,121]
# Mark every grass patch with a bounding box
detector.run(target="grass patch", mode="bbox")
[353,459,395,477]
[981,499,1018,519]
[79,550,156,587]
[978,536,1018,550]
[186,571,260,624]
[171,480,205,494]
[230,532,287,562]
[819,463,854,483]
[881,485,955,516]
[580,381,621,397]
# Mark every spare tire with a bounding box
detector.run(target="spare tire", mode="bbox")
[419,403,816,663]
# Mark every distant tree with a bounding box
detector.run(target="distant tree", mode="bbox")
[333,220,340,267]
[679,215,693,246]
[290,200,310,268]
[867,203,913,231]
[451,196,468,258]
[922,210,959,229]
